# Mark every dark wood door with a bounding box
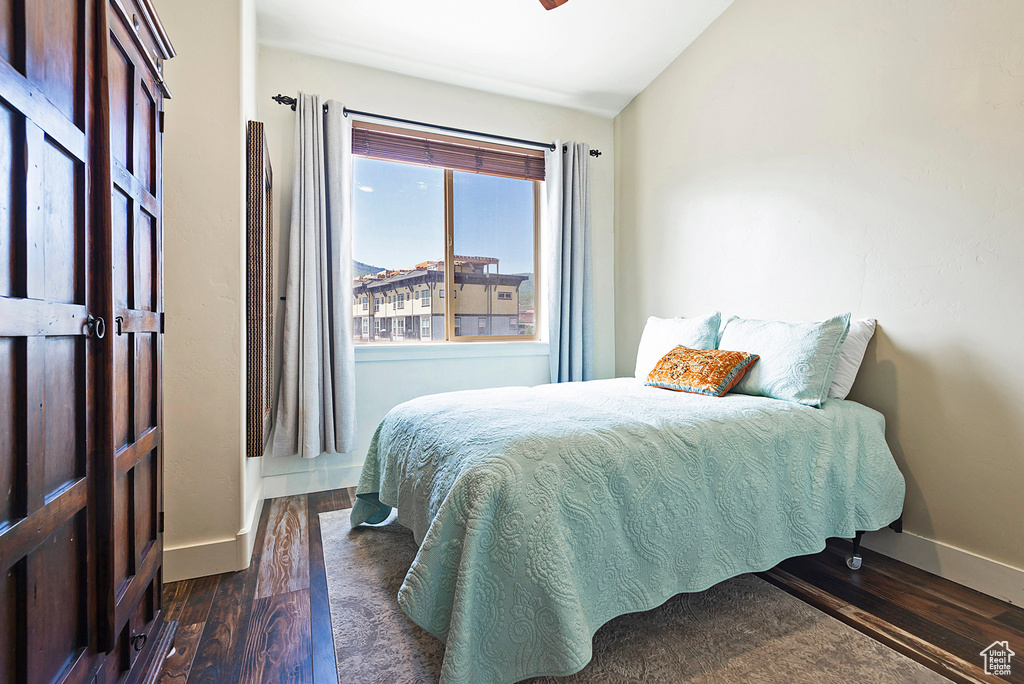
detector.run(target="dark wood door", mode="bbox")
[0,0,100,683]
[92,1,169,679]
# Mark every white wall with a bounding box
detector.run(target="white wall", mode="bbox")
[160,0,245,580]
[160,0,264,581]
[257,46,616,495]
[615,0,1024,576]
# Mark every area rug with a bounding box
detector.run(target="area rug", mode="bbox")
[320,509,950,683]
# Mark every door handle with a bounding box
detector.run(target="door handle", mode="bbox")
[84,314,106,339]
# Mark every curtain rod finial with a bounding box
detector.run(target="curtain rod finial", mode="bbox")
[272,93,297,110]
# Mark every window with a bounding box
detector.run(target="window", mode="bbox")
[361,317,369,337]
[351,122,541,343]
[362,296,368,311]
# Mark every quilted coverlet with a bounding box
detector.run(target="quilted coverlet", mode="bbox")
[350,378,905,684]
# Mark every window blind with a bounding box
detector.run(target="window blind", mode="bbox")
[351,122,545,182]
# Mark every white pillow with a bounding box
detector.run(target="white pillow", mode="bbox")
[828,318,876,399]
[634,312,721,379]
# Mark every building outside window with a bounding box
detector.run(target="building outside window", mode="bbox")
[350,122,539,344]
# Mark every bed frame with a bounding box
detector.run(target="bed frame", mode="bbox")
[848,516,903,570]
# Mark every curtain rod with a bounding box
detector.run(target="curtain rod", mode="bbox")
[271,94,602,158]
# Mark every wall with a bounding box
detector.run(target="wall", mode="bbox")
[160,0,261,581]
[257,46,615,496]
[615,0,1024,591]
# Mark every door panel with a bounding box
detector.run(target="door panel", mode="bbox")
[42,336,83,495]
[101,5,165,676]
[26,511,88,684]
[135,80,154,193]
[39,0,82,125]
[0,102,18,298]
[41,140,82,304]
[0,1,95,682]
[107,40,131,172]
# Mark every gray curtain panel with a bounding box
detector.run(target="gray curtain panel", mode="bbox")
[272,94,357,458]
[546,141,594,383]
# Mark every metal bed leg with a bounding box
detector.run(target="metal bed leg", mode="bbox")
[847,530,864,570]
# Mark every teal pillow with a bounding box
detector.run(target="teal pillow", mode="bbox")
[717,313,851,406]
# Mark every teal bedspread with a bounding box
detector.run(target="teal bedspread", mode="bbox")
[351,378,905,684]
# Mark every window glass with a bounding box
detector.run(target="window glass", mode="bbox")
[352,157,444,343]
[450,171,535,337]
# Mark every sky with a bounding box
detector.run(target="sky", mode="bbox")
[351,157,535,274]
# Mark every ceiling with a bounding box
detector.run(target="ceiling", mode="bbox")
[256,0,735,118]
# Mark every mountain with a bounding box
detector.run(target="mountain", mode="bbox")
[353,260,385,278]
[509,273,534,296]
[509,273,534,313]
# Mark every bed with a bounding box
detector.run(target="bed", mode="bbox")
[350,377,906,684]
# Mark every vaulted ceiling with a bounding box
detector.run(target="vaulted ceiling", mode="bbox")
[256,0,734,118]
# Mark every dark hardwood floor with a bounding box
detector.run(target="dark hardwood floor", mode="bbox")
[161,488,1024,683]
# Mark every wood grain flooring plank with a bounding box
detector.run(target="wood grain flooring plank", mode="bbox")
[158,621,205,684]
[256,495,310,599]
[162,579,194,624]
[995,607,1024,635]
[187,500,272,684]
[308,491,340,684]
[239,588,313,684]
[177,574,220,627]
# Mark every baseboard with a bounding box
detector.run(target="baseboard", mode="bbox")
[164,482,266,583]
[163,536,238,582]
[261,463,362,500]
[863,528,1024,607]
[235,487,265,571]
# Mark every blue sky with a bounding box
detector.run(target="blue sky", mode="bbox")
[352,157,535,274]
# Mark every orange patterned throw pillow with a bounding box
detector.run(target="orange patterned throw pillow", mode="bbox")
[645,346,759,397]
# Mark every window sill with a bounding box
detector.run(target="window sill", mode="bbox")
[354,340,549,363]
